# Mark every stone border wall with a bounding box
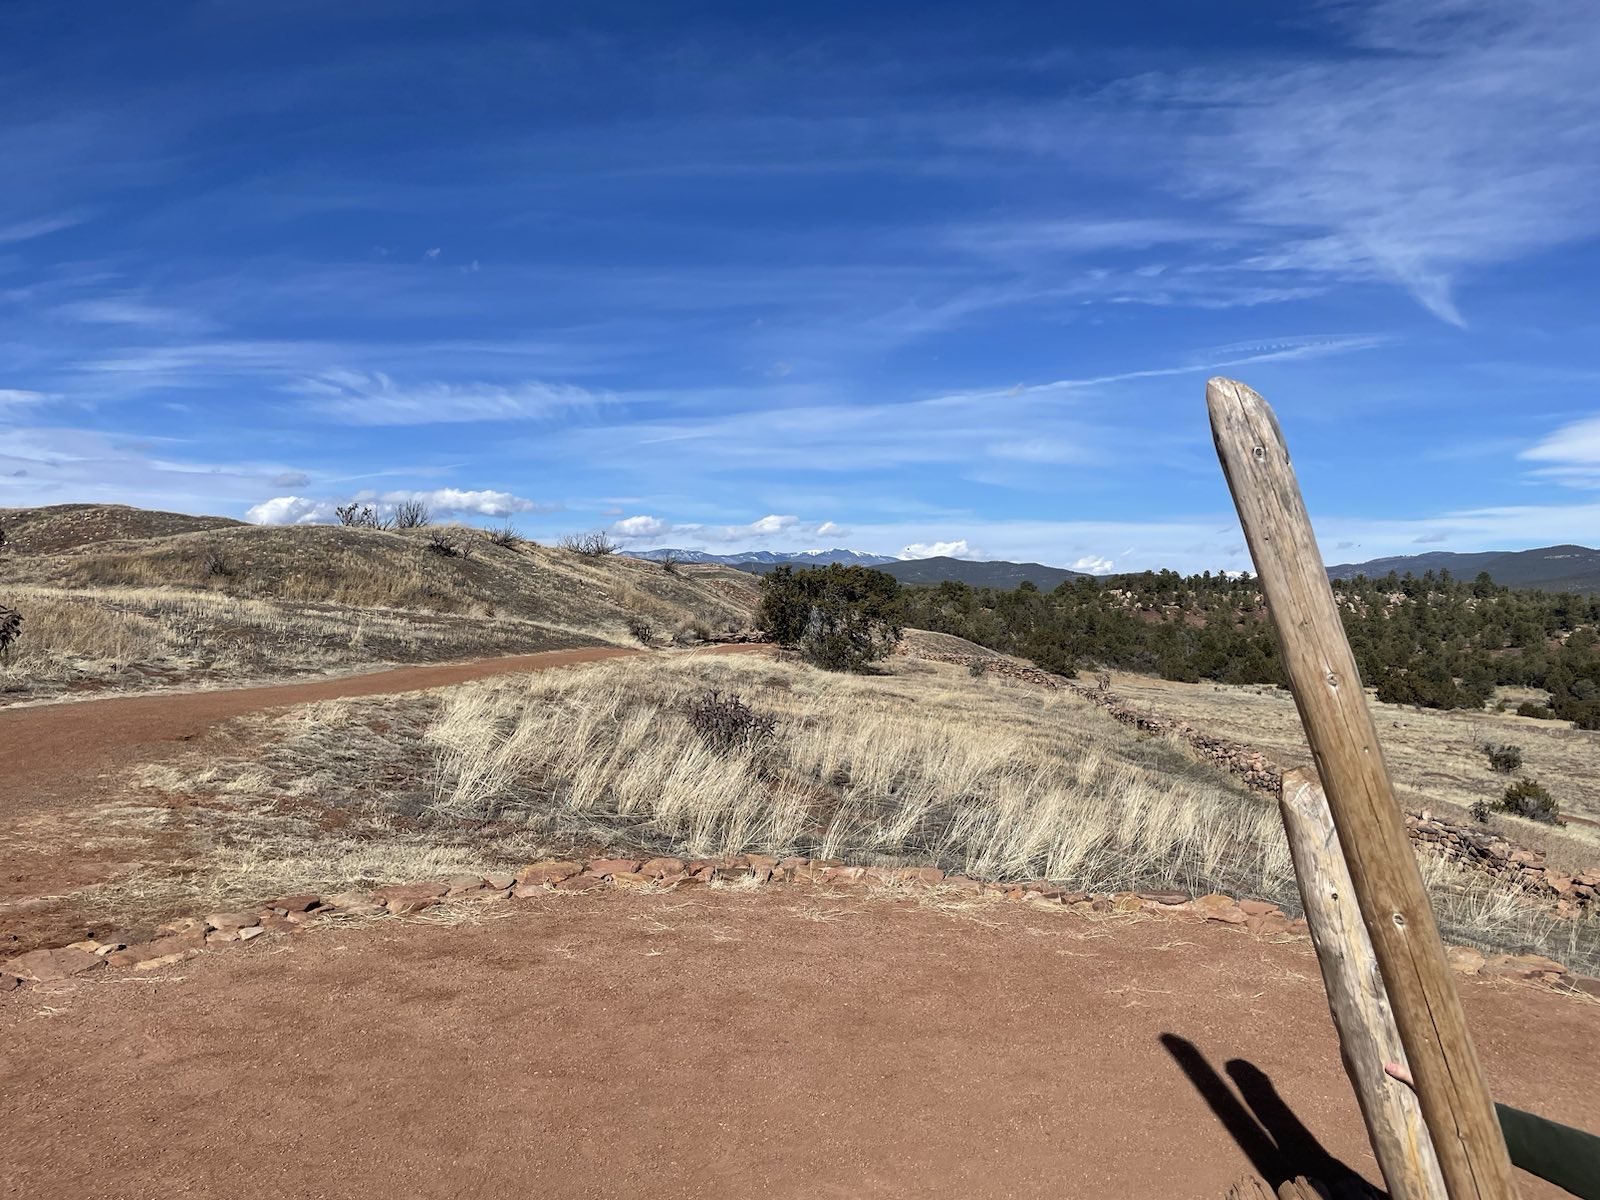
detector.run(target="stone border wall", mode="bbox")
[911,649,1598,914]
[3,854,1587,998]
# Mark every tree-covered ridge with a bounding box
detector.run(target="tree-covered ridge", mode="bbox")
[895,569,1600,728]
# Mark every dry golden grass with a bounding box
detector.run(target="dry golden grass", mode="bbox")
[426,654,1296,897]
[1100,670,1600,872]
[111,654,1600,971]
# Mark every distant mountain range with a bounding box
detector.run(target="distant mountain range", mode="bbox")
[624,547,897,567]
[624,547,1088,589]
[1326,544,1600,593]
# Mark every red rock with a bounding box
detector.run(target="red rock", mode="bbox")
[445,874,488,896]
[206,929,241,945]
[1287,918,1310,935]
[376,882,449,915]
[611,872,660,891]
[551,873,608,893]
[133,951,192,973]
[238,926,266,943]
[586,858,642,877]
[516,861,581,886]
[1111,893,1143,913]
[1239,899,1280,917]
[943,876,982,893]
[156,916,206,937]
[1060,891,1090,905]
[482,872,516,891]
[206,911,260,932]
[712,865,754,882]
[0,972,19,991]
[657,872,700,888]
[821,866,867,885]
[2,947,105,983]
[1446,947,1487,975]
[1137,890,1189,906]
[1482,953,1568,982]
[263,893,321,914]
[640,858,686,879]
[1193,894,1248,925]
[105,938,194,968]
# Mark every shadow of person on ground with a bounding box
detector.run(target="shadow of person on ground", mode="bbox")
[1161,1033,1385,1199]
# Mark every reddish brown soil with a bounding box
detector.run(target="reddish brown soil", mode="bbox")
[2,886,1593,1199]
[0,645,763,952]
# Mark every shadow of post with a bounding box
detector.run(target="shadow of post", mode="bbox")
[1160,1033,1385,1200]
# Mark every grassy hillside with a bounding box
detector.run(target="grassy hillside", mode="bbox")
[0,504,761,701]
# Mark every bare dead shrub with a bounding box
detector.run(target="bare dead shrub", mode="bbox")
[393,500,432,529]
[0,605,21,663]
[626,613,654,644]
[425,529,473,560]
[685,688,776,755]
[660,552,680,575]
[486,523,523,550]
[558,531,618,557]
[203,550,234,578]
[335,503,393,530]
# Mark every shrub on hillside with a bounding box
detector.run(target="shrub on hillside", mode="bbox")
[486,523,523,550]
[0,605,21,664]
[1469,798,1492,824]
[1516,701,1557,720]
[685,688,776,754]
[203,550,234,578]
[626,613,654,645]
[335,503,392,530]
[393,500,431,529]
[659,552,680,575]
[559,531,618,557]
[1483,743,1523,774]
[1498,778,1561,825]
[759,564,902,673]
[424,529,473,559]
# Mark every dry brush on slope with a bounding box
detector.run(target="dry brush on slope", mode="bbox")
[0,505,761,700]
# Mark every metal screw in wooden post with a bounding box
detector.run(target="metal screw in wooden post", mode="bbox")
[1208,377,1516,1200]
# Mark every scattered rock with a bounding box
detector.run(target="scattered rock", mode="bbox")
[586,858,642,877]
[1446,947,1487,976]
[550,873,608,893]
[445,874,488,896]
[482,872,516,891]
[206,911,260,932]
[942,876,983,893]
[133,951,192,973]
[263,894,320,914]
[1483,953,1568,983]
[1137,890,1189,906]
[375,881,449,916]
[0,972,19,991]
[238,926,265,943]
[3,947,106,983]
[516,861,581,887]
[1193,894,1248,925]
[1238,899,1280,917]
[640,858,686,879]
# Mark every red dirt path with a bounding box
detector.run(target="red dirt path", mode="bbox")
[1,644,761,809]
[3,886,1594,1199]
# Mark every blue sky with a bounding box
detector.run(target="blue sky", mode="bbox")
[3,0,1599,573]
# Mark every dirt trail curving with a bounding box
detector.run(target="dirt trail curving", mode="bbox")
[2,885,1594,1199]
[0,644,761,810]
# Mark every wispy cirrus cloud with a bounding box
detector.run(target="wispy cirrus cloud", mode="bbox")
[1521,416,1600,488]
[287,368,603,426]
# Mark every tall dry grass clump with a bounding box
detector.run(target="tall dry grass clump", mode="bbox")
[426,655,1296,896]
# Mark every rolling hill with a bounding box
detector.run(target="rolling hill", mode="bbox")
[1326,544,1600,593]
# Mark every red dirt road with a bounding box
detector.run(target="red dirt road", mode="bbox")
[0,644,761,808]
[2,886,1595,1200]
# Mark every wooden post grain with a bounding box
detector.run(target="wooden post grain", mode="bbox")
[1281,770,1448,1200]
[1207,377,1516,1200]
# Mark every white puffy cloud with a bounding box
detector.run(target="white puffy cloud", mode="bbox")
[612,514,672,539]
[376,488,547,517]
[899,540,976,560]
[815,520,847,537]
[246,496,336,525]
[246,487,551,525]
[748,514,799,536]
[1071,555,1116,574]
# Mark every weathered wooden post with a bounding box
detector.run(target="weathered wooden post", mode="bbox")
[1281,770,1447,1200]
[1208,377,1517,1200]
